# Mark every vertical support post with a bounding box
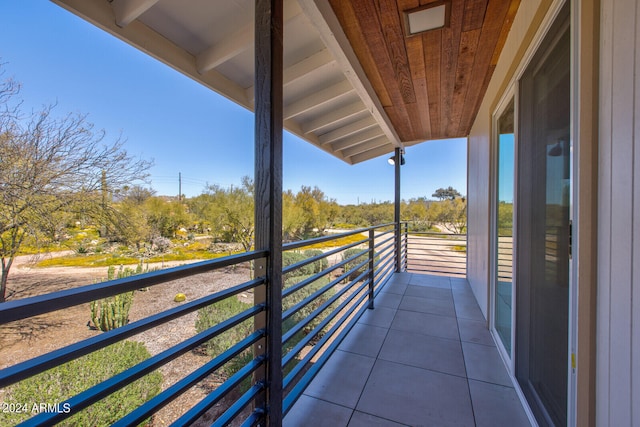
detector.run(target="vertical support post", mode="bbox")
[368,228,375,309]
[394,147,402,272]
[253,0,283,424]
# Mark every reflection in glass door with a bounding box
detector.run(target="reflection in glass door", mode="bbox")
[516,4,570,426]
[495,98,515,355]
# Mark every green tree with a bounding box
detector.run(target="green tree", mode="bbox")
[191,177,255,251]
[497,202,514,236]
[404,198,433,231]
[283,189,305,240]
[0,72,151,302]
[428,198,467,234]
[144,197,191,239]
[432,186,462,201]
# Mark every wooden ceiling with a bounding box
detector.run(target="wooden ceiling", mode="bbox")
[51,0,521,164]
[329,0,521,144]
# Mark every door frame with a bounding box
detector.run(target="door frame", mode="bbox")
[490,83,518,370]
[488,0,577,424]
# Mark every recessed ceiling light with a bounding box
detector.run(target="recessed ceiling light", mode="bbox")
[404,2,450,36]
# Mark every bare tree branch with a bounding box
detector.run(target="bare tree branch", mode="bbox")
[0,69,152,302]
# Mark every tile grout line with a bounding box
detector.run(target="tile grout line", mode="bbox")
[345,273,408,427]
[454,276,479,426]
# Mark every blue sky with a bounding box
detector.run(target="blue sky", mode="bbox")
[0,2,467,205]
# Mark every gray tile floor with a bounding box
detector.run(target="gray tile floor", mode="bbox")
[284,273,531,427]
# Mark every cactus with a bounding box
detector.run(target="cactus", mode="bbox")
[90,291,134,332]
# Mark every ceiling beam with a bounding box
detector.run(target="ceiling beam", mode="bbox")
[298,0,402,149]
[340,136,388,158]
[301,101,368,134]
[331,127,385,151]
[246,48,336,103]
[51,0,251,107]
[196,1,301,75]
[196,25,253,74]
[284,79,355,120]
[111,0,159,28]
[349,144,395,164]
[318,116,378,145]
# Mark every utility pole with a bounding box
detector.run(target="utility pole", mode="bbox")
[178,172,182,201]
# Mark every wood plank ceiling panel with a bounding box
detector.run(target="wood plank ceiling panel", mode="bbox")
[328,0,521,143]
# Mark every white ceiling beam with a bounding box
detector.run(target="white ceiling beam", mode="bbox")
[331,127,385,152]
[197,0,301,75]
[341,136,389,158]
[111,0,159,28]
[284,80,355,120]
[301,101,367,134]
[51,0,251,107]
[349,144,395,164]
[246,48,335,102]
[319,116,378,145]
[299,0,403,152]
[196,26,253,74]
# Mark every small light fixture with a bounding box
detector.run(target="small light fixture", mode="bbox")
[404,1,450,37]
[388,150,406,166]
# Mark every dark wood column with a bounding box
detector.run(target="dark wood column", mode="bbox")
[254,0,283,424]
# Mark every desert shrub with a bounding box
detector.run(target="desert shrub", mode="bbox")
[302,249,328,274]
[151,236,171,252]
[341,247,369,280]
[195,297,254,387]
[5,341,162,426]
[282,250,327,279]
[283,274,333,337]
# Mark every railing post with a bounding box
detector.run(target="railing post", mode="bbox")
[254,0,283,425]
[368,228,375,309]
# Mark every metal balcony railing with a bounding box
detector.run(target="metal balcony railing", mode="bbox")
[405,230,467,277]
[0,223,405,426]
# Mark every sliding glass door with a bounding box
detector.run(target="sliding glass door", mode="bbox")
[516,4,571,426]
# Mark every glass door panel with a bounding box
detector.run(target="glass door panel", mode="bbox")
[516,5,570,426]
[495,98,515,354]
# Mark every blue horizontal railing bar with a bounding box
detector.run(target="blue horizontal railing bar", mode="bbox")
[374,233,395,249]
[282,272,367,349]
[213,381,265,427]
[171,356,267,427]
[283,286,370,389]
[373,244,394,262]
[112,330,266,427]
[373,256,395,283]
[282,271,371,369]
[282,223,394,252]
[281,249,368,300]
[281,240,369,300]
[282,254,368,320]
[0,277,265,388]
[20,304,265,427]
[373,228,395,239]
[282,284,372,414]
[282,237,368,276]
[242,409,264,427]
[0,250,267,324]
